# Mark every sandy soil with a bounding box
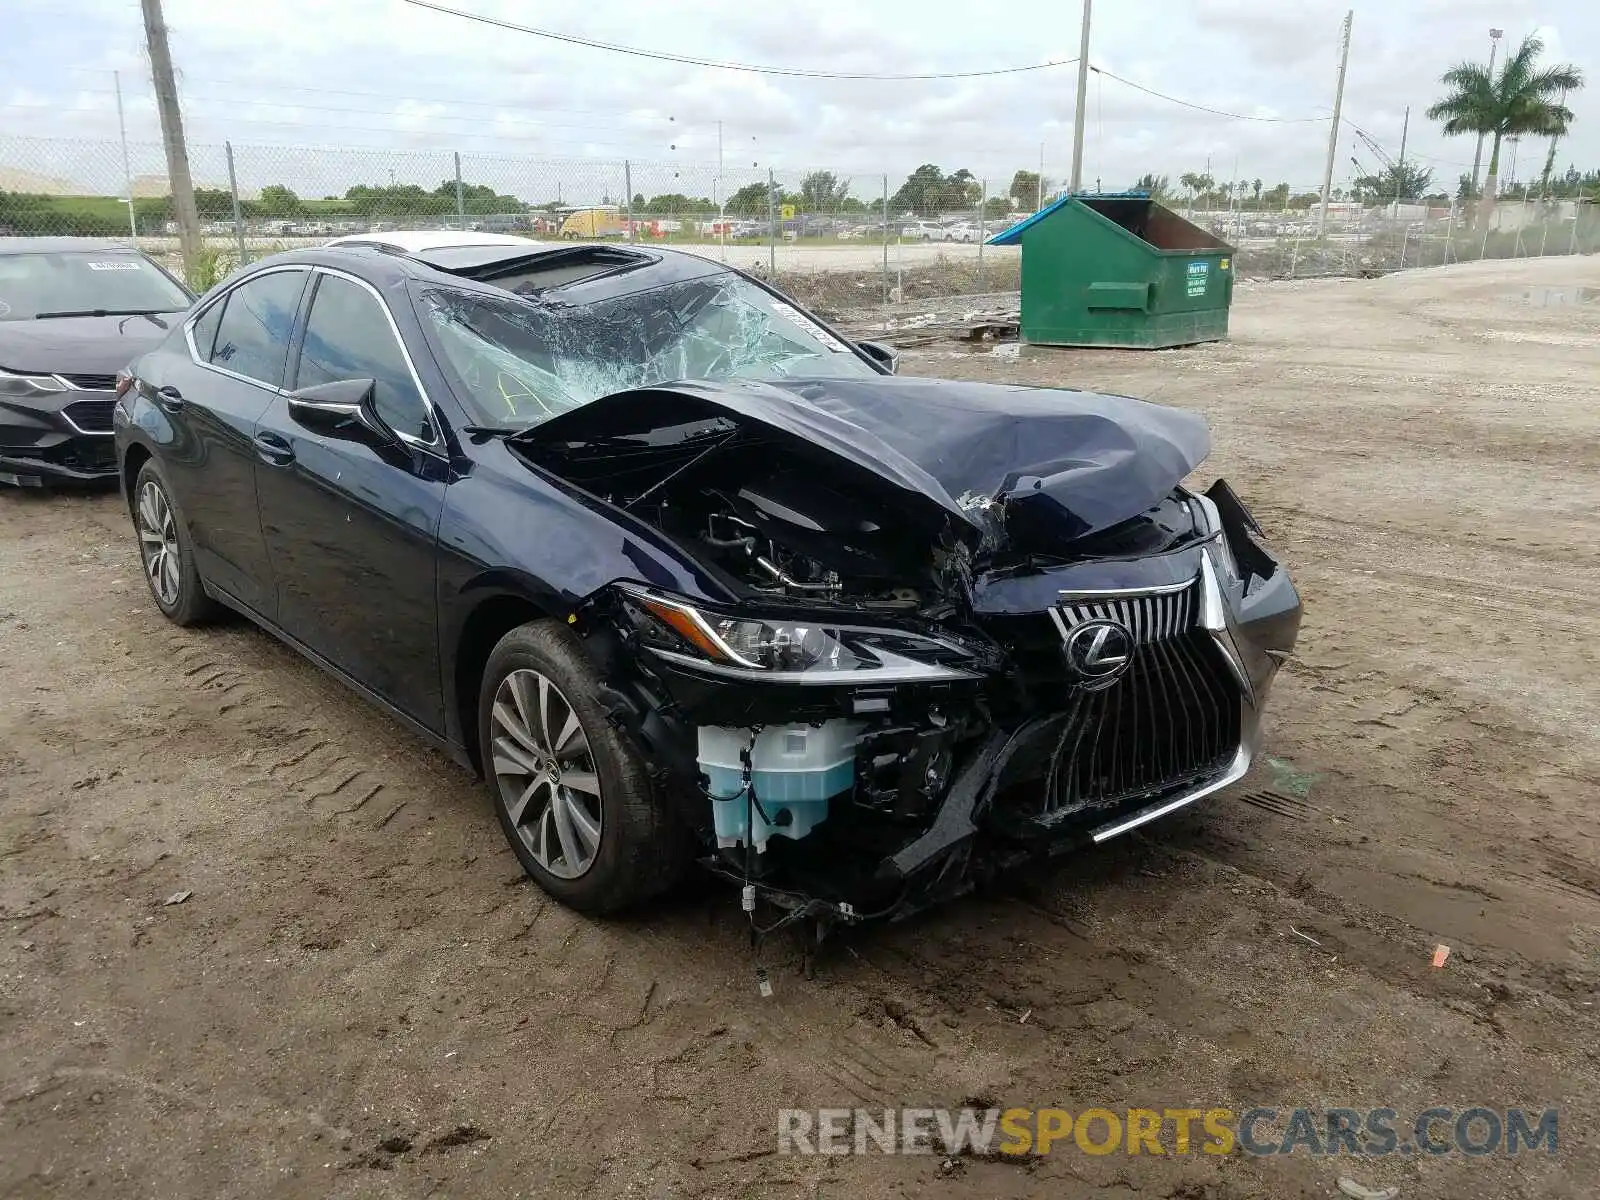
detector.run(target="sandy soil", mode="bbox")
[2,256,1597,1199]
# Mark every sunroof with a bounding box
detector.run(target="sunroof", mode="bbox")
[423,244,656,293]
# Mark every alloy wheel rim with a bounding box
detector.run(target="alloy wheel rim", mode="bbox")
[136,481,181,608]
[490,668,603,879]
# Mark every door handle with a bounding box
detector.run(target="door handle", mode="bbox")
[253,431,296,466]
[154,385,185,412]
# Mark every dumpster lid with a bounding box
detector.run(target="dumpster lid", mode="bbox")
[985,190,1150,246]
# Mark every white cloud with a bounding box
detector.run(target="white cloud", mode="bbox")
[0,0,1593,202]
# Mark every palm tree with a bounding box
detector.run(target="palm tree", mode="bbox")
[1133,173,1171,203]
[1427,33,1583,221]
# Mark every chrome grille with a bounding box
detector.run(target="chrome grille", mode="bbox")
[62,399,117,433]
[1054,583,1196,648]
[59,372,119,391]
[1042,583,1240,819]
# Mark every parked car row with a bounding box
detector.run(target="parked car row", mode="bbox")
[1,230,1301,937]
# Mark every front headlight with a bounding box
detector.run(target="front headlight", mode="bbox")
[618,587,980,684]
[0,367,67,398]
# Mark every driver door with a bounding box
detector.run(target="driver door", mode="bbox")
[252,268,449,731]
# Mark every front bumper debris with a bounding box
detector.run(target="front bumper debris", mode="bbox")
[599,478,1302,932]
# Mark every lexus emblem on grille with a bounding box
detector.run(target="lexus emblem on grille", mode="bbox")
[1061,618,1134,690]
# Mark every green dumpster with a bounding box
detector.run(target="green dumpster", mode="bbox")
[987,193,1235,349]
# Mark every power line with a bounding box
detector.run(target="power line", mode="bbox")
[1089,65,1329,123]
[400,0,1080,80]
[63,66,739,123]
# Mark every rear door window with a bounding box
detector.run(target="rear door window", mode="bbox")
[208,269,307,388]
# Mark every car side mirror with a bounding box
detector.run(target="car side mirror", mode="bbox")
[286,378,394,443]
[856,340,899,375]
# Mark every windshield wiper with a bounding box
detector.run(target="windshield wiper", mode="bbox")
[33,308,174,319]
[460,424,519,438]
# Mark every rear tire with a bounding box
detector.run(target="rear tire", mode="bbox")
[479,620,687,913]
[132,460,218,627]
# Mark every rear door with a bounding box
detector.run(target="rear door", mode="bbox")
[252,267,449,730]
[148,265,309,614]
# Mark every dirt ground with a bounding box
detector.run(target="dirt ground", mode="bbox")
[3,256,1597,1199]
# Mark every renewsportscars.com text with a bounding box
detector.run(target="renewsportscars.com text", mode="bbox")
[777,1106,1558,1157]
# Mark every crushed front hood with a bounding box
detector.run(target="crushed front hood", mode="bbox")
[514,376,1209,544]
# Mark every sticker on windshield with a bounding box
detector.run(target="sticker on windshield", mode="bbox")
[769,300,850,352]
[86,261,141,271]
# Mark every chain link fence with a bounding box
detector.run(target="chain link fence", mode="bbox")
[3,135,1596,305]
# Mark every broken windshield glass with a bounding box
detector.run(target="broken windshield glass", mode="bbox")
[415,273,878,430]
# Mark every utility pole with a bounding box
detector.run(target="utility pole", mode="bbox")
[113,71,137,243]
[1317,10,1353,238]
[1393,105,1410,218]
[1469,29,1503,200]
[139,0,202,283]
[1068,0,1092,194]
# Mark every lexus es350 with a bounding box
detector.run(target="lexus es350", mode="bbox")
[114,239,1301,927]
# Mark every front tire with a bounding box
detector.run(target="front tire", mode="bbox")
[133,460,217,626]
[479,621,686,913]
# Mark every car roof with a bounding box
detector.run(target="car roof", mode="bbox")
[244,241,736,308]
[0,237,148,256]
[323,230,541,253]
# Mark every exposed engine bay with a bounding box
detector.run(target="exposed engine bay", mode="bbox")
[513,377,1303,937]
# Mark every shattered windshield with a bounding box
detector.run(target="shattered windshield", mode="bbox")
[416,273,878,430]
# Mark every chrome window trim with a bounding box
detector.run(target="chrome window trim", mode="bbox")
[182,264,309,397]
[306,266,445,456]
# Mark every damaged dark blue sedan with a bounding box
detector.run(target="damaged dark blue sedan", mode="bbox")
[113,239,1301,930]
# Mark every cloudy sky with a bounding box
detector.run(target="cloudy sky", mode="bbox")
[2,0,1593,203]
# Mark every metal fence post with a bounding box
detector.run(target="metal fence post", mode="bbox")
[1444,209,1455,264]
[454,151,466,230]
[881,173,890,307]
[977,177,986,285]
[624,160,633,242]
[1399,226,1410,271]
[766,168,775,276]
[225,140,246,270]
[1479,211,1492,260]
[1539,216,1549,257]
[115,71,138,244]
[1570,203,1581,254]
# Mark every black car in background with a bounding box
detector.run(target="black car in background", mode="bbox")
[0,239,193,486]
[114,240,1301,930]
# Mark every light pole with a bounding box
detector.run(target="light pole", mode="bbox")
[1468,28,1503,200]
